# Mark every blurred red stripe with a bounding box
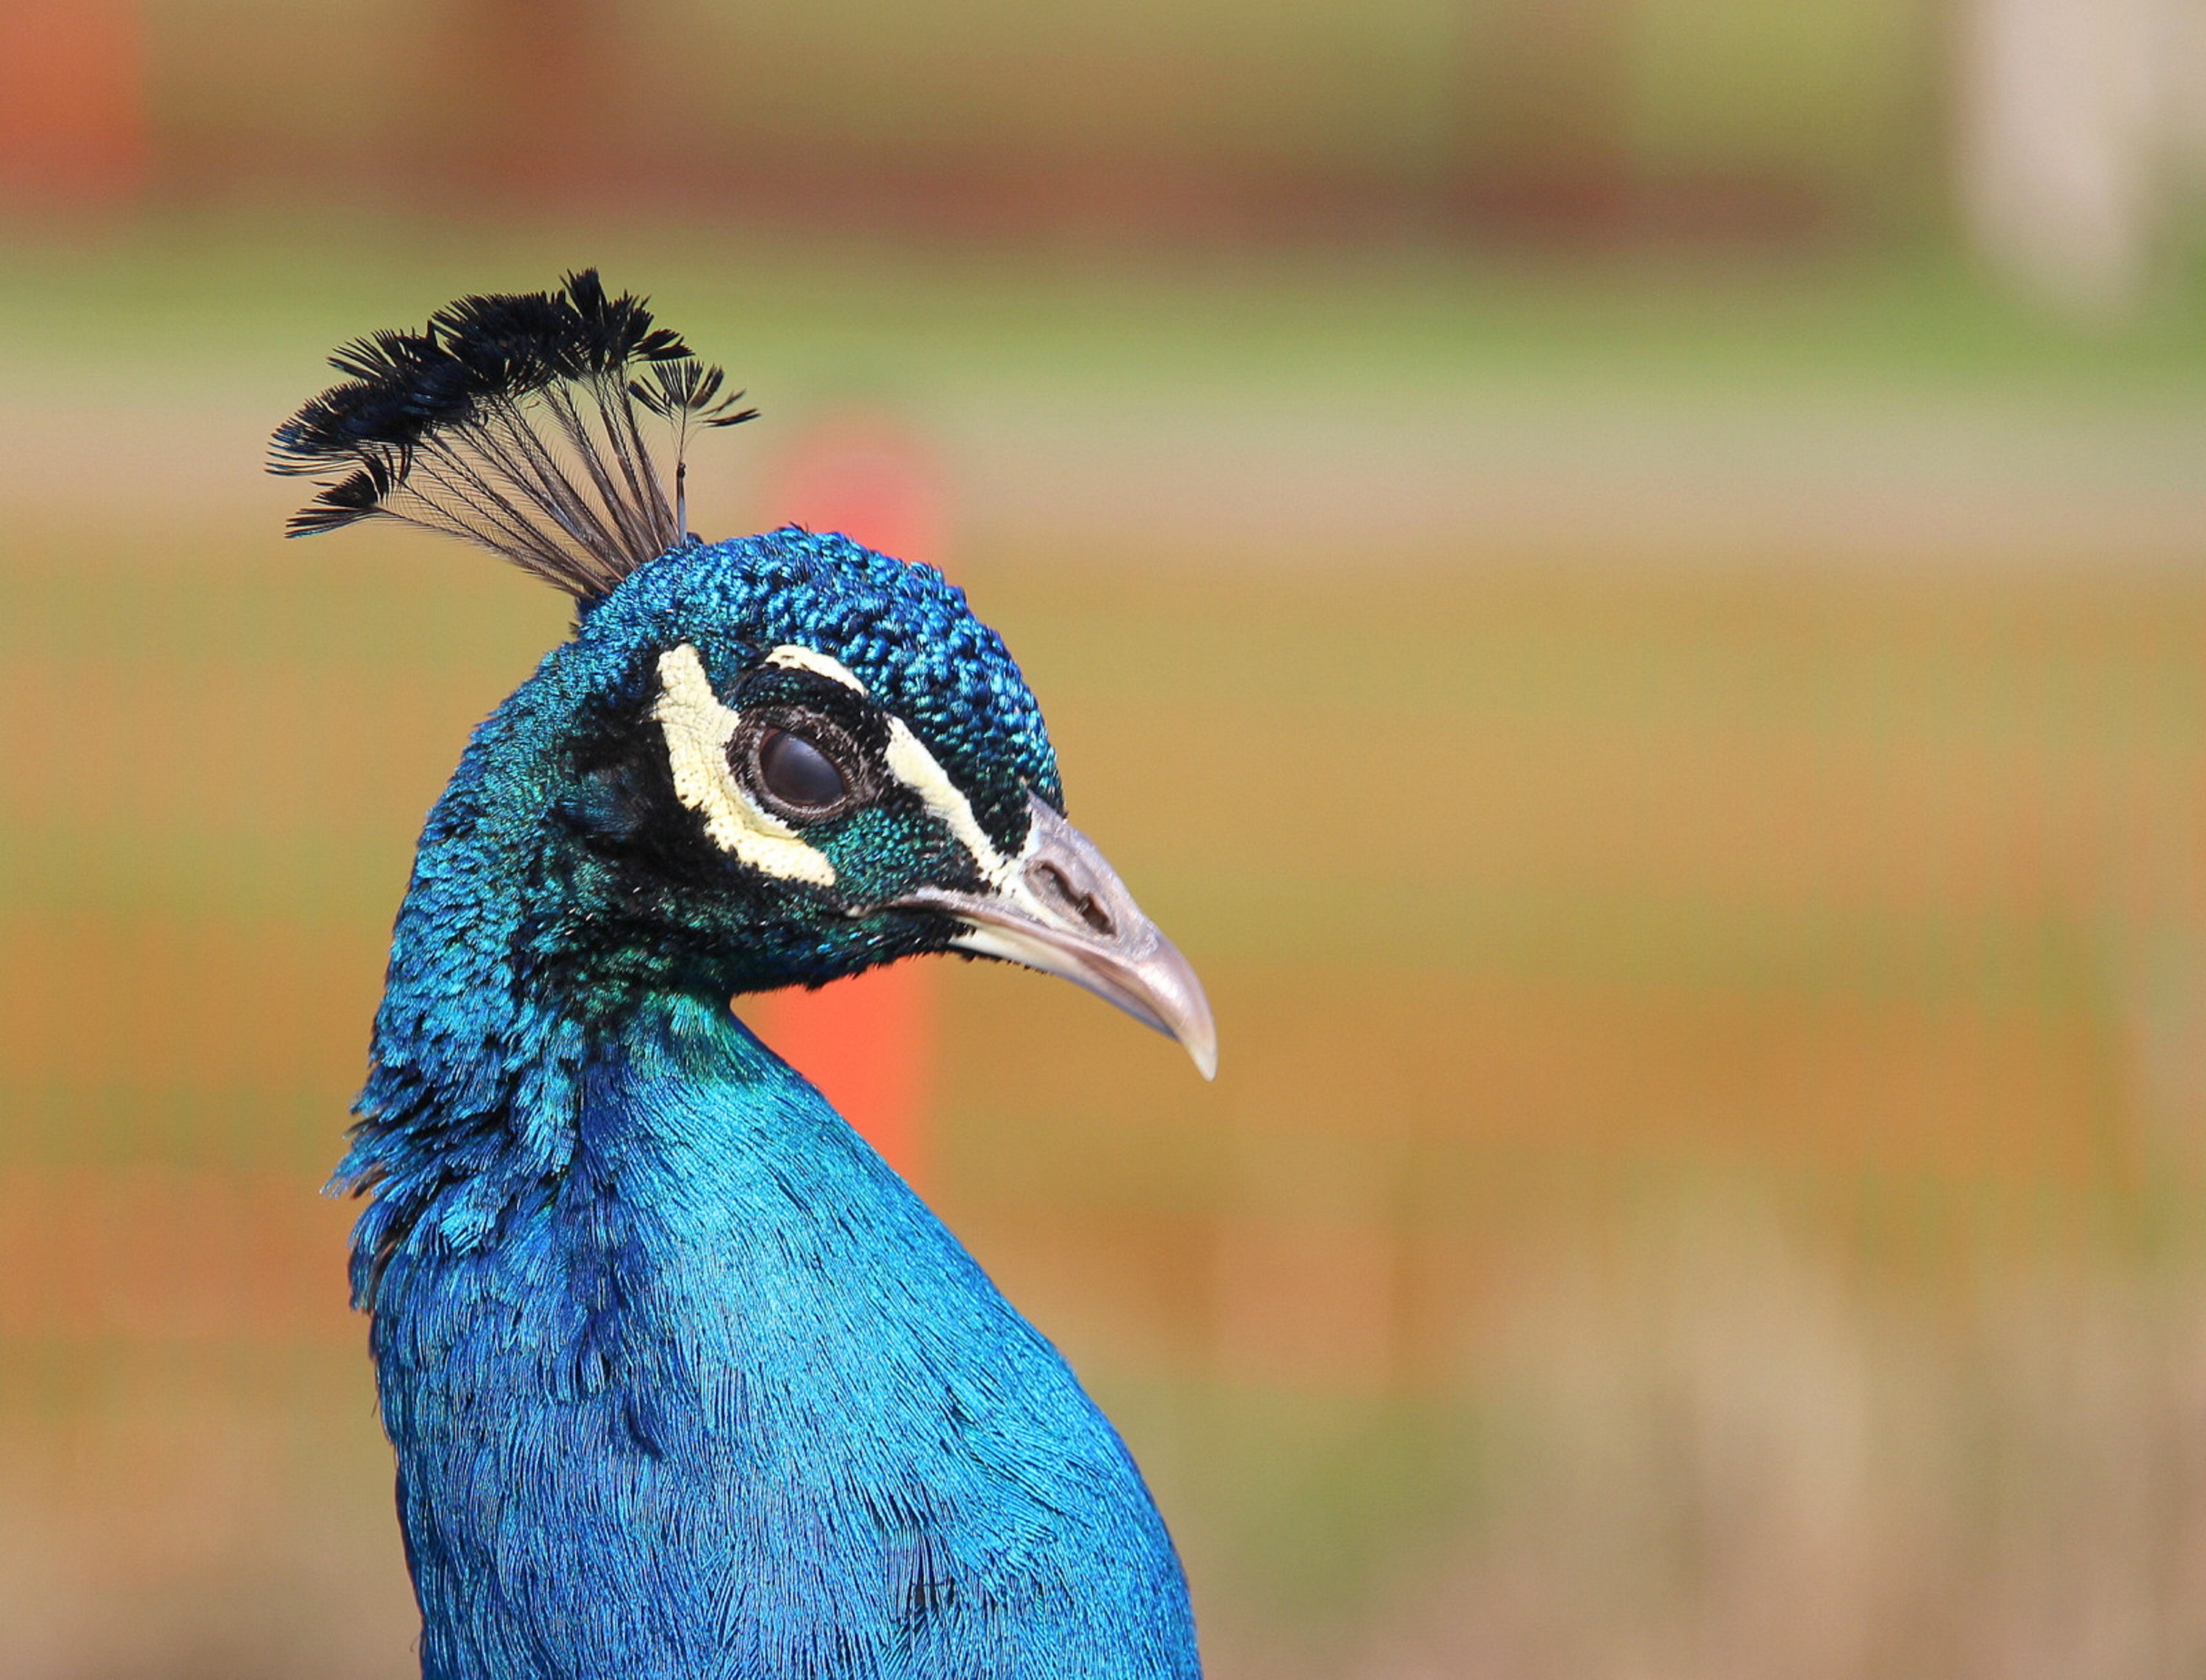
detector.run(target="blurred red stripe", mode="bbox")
[747,418,947,1186]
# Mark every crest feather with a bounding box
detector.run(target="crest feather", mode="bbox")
[270,270,756,601]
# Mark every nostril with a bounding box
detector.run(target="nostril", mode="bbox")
[1029,860,1116,937]
[1073,892,1113,936]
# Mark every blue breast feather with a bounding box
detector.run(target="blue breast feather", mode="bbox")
[376,1003,1196,1679]
[344,535,1201,1678]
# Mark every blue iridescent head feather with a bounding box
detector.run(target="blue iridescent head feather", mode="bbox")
[516,525,1061,1003]
[593,527,1062,850]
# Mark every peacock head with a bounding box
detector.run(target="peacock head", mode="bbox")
[272,272,1214,1076]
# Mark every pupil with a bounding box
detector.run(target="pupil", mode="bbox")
[758,727,847,809]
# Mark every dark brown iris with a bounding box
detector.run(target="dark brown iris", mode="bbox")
[757,726,847,812]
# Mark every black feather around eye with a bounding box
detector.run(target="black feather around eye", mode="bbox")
[269,270,759,603]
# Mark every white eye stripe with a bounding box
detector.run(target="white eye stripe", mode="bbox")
[763,645,870,693]
[650,644,838,887]
[882,719,1015,890]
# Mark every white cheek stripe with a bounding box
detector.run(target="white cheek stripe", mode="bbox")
[764,645,870,692]
[650,644,838,887]
[884,720,1017,890]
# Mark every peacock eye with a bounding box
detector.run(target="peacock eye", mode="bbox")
[730,703,871,824]
[758,727,844,806]
[750,724,852,817]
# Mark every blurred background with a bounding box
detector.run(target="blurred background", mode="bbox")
[8,1,2206,1676]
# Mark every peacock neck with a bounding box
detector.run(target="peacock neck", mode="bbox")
[339,694,815,1310]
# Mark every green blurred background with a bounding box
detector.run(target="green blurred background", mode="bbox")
[9,1,2206,1676]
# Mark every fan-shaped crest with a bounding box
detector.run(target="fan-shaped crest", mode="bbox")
[270,270,756,602]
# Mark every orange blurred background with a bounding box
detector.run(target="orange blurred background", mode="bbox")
[8,3,2206,1677]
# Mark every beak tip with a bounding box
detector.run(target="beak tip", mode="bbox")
[1176,1008,1219,1082]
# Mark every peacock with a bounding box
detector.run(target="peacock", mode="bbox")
[270,272,1217,1679]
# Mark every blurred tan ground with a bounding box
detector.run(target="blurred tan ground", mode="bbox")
[9,235,2206,1677]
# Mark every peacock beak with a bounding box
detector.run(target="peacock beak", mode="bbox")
[896,797,1218,1080]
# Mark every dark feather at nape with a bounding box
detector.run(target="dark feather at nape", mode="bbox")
[270,270,757,602]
